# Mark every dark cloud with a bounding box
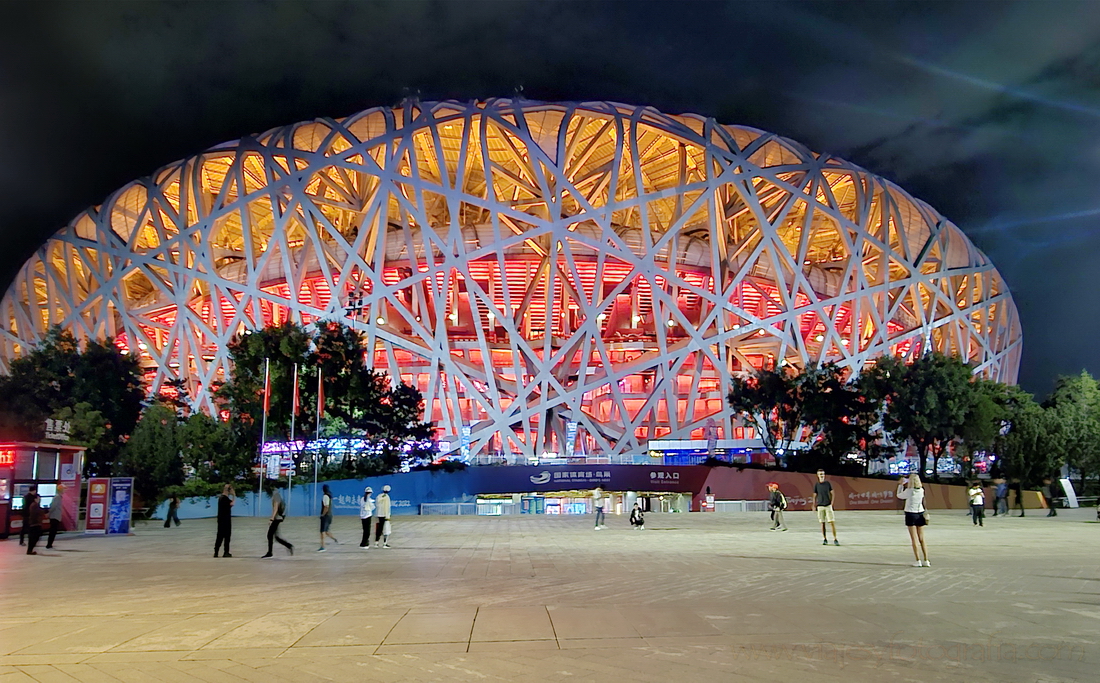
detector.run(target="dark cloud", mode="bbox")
[0,0,1097,394]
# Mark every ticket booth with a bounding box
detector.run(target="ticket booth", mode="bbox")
[0,442,85,538]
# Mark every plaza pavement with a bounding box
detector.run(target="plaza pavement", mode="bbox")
[1,507,1097,682]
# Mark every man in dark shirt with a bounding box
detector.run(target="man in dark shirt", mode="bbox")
[19,485,37,545]
[214,484,235,558]
[812,469,839,546]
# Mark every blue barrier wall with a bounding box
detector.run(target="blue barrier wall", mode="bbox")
[153,464,707,519]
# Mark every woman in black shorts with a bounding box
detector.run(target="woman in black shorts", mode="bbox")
[897,474,929,567]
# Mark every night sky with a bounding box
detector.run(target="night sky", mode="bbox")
[1,1,1098,395]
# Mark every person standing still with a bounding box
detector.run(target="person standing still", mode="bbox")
[164,494,181,528]
[812,470,839,545]
[767,482,788,531]
[374,485,391,548]
[359,487,375,549]
[45,484,65,549]
[993,478,1008,517]
[213,484,235,558]
[262,489,293,558]
[967,482,985,527]
[1011,479,1025,517]
[19,485,37,546]
[897,474,930,567]
[593,487,607,530]
[24,489,43,555]
[318,484,339,551]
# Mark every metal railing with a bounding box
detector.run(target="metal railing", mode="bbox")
[714,500,769,513]
[419,503,478,516]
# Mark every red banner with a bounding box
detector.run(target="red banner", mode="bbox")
[85,477,109,534]
[696,468,1045,511]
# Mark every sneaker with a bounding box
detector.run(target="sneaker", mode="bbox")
[317,547,326,552]
[288,546,294,556]
[822,539,828,545]
[833,540,840,546]
[213,553,219,558]
[261,553,273,558]
[639,526,644,530]
[911,561,924,567]
[780,528,788,532]
[223,553,233,558]
[922,560,931,567]
[594,527,602,530]
[383,543,390,548]
[27,551,37,555]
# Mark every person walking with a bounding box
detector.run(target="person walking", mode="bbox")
[374,485,391,548]
[318,484,339,551]
[767,482,788,531]
[45,484,65,549]
[1011,478,1025,517]
[629,501,645,530]
[19,485,37,546]
[164,494,181,528]
[262,489,293,558]
[24,489,43,555]
[967,481,985,527]
[359,486,375,549]
[593,487,607,529]
[1043,477,1058,517]
[812,470,839,545]
[897,474,930,567]
[992,478,1008,517]
[213,484,235,558]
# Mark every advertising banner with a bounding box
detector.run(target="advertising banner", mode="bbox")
[85,477,109,534]
[107,477,134,534]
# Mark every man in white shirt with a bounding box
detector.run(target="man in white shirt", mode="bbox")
[593,488,607,529]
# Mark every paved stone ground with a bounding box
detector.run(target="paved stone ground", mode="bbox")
[1,507,1098,682]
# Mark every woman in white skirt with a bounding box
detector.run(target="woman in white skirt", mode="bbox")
[897,474,930,567]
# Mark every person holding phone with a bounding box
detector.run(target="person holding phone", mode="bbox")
[897,474,930,567]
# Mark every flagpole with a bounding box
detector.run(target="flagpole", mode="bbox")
[288,362,298,516]
[314,368,322,516]
[257,357,270,517]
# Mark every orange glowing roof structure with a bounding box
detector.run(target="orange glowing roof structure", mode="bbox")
[0,99,1021,458]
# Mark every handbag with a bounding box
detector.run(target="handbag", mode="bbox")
[383,520,392,536]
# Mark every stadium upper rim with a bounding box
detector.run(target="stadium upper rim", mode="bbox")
[0,98,1022,457]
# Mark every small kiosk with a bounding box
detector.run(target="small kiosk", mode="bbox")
[0,442,85,538]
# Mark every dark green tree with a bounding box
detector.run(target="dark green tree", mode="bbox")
[880,352,974,480]
[727,365,805,462]
[0,328,144,474]
[116,404,184,503]
[1042,372,1100,494]
[957,379,1005,480]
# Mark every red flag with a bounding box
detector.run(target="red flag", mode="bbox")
[316,369,324,419]
[291,363,300,415]
[262,358,271,415]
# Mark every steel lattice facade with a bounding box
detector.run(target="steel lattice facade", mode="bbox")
[0,99,1021,458]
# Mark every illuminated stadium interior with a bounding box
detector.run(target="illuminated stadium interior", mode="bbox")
[0,99,1021,459]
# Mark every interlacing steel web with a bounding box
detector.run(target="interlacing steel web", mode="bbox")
[0,100,1021,458]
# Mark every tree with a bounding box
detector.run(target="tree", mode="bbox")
[1042,372,1100,494]
[178,411,245,482]
[215,321,434,476]
[0,328,144,474]
[997,387,1054,487]
[957,379,1005,480]
[727,365,805,462]
[800,363,888,473]
[880,352,974,480]
[116,404,184,504]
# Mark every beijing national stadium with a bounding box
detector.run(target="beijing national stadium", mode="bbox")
[0,99,1021,460]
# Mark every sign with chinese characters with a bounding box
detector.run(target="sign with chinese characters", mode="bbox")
[44,419,71,442]
[564,421,577,457]
[266,453,280,480]
[107,477,134,534]
[85,478,109,534]
[0,448,14,467]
